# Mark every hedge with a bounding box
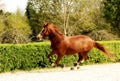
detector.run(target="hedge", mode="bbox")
[0,41,120,72]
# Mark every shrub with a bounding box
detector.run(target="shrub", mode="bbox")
[0,41,120,72]
[87,30,118,41]
[0,10,32,44]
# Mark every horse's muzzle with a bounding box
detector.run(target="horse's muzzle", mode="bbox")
[37,34,43,41]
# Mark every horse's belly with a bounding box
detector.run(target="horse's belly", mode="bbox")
[65,48,79,55]
[65,42,93,55]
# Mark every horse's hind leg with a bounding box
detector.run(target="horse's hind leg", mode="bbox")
[76,53,84,69]
[74,54,83,66]
[71,53,83,70]
[82,52,89,61]
[74,52,89,69]
[78,54,83,63]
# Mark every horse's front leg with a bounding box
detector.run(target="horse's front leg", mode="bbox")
[48,51,55,64]
[52,55,63,67]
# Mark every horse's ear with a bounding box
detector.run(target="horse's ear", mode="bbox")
[43,22,49,28]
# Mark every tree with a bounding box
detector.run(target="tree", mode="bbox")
[26,0,115,39]
[26,0,95,35]
[0,9,32,43]
[103,0,120,36]
[26,1,40,37]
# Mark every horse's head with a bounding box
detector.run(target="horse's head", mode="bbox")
[37,22,50,40]
[37,22,63,40]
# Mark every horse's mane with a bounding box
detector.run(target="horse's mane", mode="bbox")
[52,24,63,35]
[48,23,64,43]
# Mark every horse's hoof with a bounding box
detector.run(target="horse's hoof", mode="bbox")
[74,63,78,66]
[77,66,80,69]
[51,63,56,67]
[80,60,84,63]
[70,67,74,70]
[61,64,65,68]
[49,59,52,64]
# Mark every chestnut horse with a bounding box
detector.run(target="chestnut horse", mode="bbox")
[37,22,115,67]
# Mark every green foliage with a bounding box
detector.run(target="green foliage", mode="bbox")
[0,10,32,43]
[0,42,51,72]
[0,41,120,72]
[26,0,118,40]
[103,0,120,36]
[26,1,41,38]
[88,30,118,41]
[26,0,105,36]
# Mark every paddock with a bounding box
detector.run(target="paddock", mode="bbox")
[0,63,120,81]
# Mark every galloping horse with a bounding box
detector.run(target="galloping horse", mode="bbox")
[37,22,115,68]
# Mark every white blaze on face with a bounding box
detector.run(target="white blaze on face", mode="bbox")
[40,28,44,34]
[37,34,43,40]
[37,28,44,40]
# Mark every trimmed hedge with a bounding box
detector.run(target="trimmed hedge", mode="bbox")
[0,41,120,72]
[0,42,51,72]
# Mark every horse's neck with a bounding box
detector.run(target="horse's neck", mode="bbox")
[49,33,64,44]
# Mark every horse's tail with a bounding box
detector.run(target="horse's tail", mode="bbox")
[94,42,115,62]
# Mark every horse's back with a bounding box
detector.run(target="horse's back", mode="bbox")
[64,35,95,53]
[66,35,94,43]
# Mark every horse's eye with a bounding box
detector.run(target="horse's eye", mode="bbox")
[43,29,46,33]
